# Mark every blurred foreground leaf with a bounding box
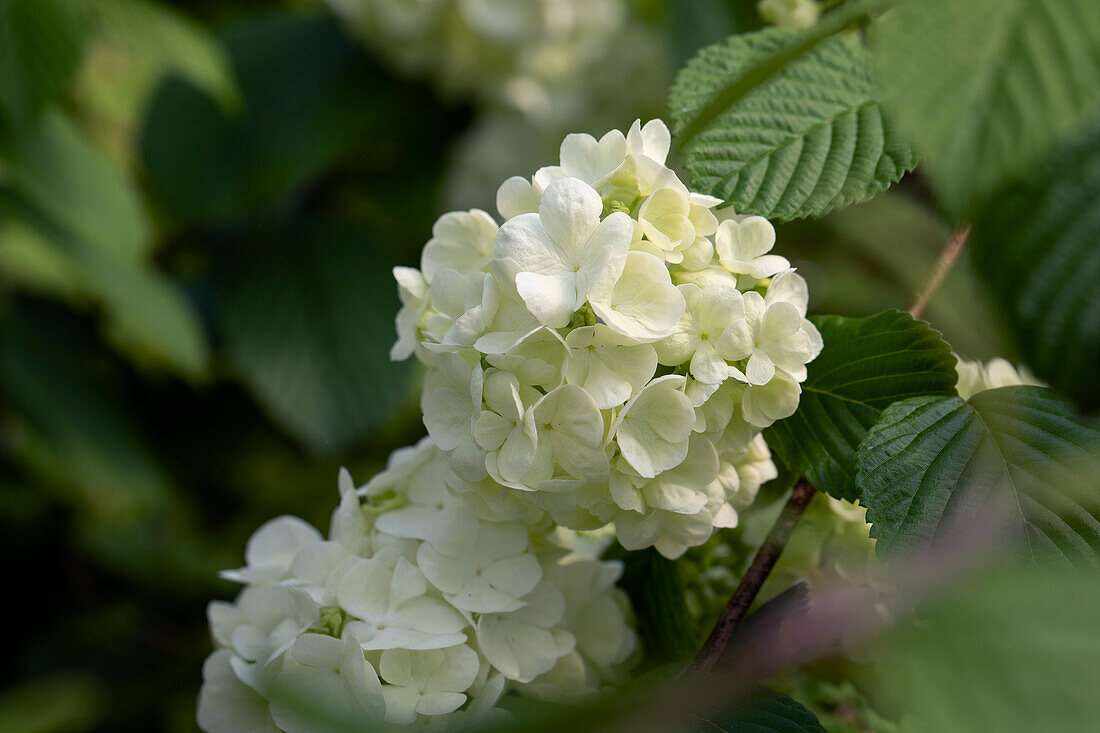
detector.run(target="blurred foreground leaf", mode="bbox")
[870,0,1100,214]
[765,310,957,501]
[969,122,1100,409]
[670,28,915,220]
[877,562,1100,732]
[210,217,408,453]
[857,386,1100,564]
[0,0,85,128]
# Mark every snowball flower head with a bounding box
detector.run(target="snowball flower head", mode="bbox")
[391,118,820,559]
[198,441,637,730]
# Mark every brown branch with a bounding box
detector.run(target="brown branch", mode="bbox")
[908,226,970,319]
[689,479,818,674]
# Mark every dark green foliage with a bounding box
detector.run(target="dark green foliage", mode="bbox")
[765,310,957,501]
[0,0,85,127]
[857,387,1100,563]
[210,217,409,453]
[969,122,1100,409]
[609,547,699,665]
[698,687,827,732]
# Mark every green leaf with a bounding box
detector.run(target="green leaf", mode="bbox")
[210,217,410,454]
[669,27,916,220]
[870,0,1100,214]
[608,546,698,665]
[969,122,1100,409]
[764,310,957,501]
[0,306,174,520]
[0,0,85,127]
[80,0,240,111]
[856,386,1100,564]
[1,112,209,376]
[697,688,827,732]
[141,13,380,224]
[1,111,148,260]
[877,562,1100,733]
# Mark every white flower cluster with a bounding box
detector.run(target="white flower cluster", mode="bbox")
[954,355,1043,400]
[393,119,822,559]
[198,440,637,732]
[323,0,636,123]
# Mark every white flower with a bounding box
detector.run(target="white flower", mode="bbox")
[379,645,481,724]
[421,209,498,280]
[610,434,719,516]
[495,177,632,328]
[477,581,575,682]
[449,273,542,355]
[625,118,670,165]
[615,474,735,559]
[612,375,696,478]
[417,518,543,613]
[516,384,610,489]
[475,370,539,485]
[208,586,318,672]
[220,516,323,585]
[551,128,627,186]
[392,266,429,361]
[197,650,280,733]
[563,324,657,409]
[717,290,821,385]
[552,559,636,671]
[588,250,685,341]
[338,557,468,650]
[655,284,749,385]
[497,175,542,220]
[421,352,487,481]
[742,369,802,428]
[955,355,1043,400]
[636,186,695,262]
[715,434,777,514]
[715,216,790,283]
[268,634,386,733]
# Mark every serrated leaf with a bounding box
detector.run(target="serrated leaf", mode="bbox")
[698,688,826,732]
[0,0,85,127]
[764,310,957,501]
[210,218,410,454]
[870,0,1100,214]
[608,547,697,665]
[969,122,1100,410]
[856,386,1100,564]
[669,28,916,220]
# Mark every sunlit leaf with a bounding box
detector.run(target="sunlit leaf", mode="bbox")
[870,0,1100,213]
[857,386,1100,564]
[669,27,915,219]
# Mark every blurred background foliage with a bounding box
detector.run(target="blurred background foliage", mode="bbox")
[0,0,1010,731]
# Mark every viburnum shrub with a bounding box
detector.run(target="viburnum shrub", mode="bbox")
[397,119,820,558]
[197,0,1100,729]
